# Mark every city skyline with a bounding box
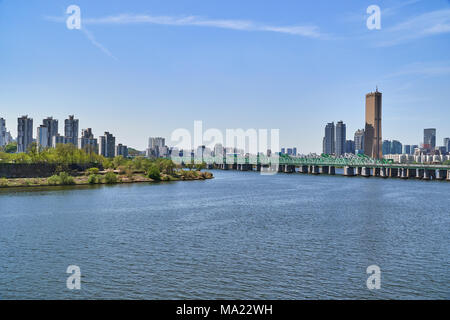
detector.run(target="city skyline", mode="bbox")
[1,0,449,152]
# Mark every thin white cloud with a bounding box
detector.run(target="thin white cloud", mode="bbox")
[44,15,117,60]
[47,13,325,38]
[376,8,450,46]
[81,27,118,60]
[385,62,450,78]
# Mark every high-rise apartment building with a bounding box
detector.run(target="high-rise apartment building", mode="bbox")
[354,129,365,152]
[391,140,402,154]
[64,115,79,145]
[42,117,59,147]
[78,128,98,153]
[147,137,166,158]
[116,144,128,158]
[335,121,346,156]
[99,132,115,158]
[37,125,49,149]
[323,122,335,155]
[423,128,436,150]
[17,115,33,153]
[364,89,382,159]
[0,118,6,147]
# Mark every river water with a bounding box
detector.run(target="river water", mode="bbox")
[0,170,448,299]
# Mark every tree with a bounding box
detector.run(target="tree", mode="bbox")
[3,142,17,153]
[147,165,161,180]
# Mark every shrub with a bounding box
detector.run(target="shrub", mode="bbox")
[59,172,75,185]
[104,172,118,184]
[47,175,60,186]
[147,165,161,181]
[87,167,100,175]
[47,172,75,185]
[88,174,99,184]
[0,178,8,187]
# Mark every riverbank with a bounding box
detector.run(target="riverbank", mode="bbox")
[0,170,213,189]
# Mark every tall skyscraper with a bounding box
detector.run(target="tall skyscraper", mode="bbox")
[37,125,49,149]
[444,138,450,153]
[335,121,346,156]
[42,117,59,147]
[0,118,6,147]
[354,129,365,152]
[17,115,33,153]
[382,140,391,155]
[322,122,335,155]
[79,128,98,153]
[423,128,436,150]
[364,89,382,159]
[64,115,79,145]
[391,140,402,154]
[99,132,116,158]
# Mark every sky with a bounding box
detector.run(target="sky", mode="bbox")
[0,0,449,153]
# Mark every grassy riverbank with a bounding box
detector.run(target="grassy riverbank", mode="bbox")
[0,170,213,188]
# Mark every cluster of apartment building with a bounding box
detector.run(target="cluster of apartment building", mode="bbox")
[1,115,128,158]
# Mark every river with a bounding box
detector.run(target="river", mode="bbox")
[0,170,448,299]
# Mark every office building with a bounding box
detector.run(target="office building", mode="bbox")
[345,140,355,154]
[403,145,412,155]
[64,115,79,145]
[444,138,450,153]
[335,121,346,156]
[391,140,402,154]
[364,89,382,159]
[323,122,335,155]
[17,115,33,153]
[423,128,436,150]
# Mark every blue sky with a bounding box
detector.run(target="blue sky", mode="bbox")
[0,0,449,152]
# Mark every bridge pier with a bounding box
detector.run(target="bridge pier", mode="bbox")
[311,166,320,174]
[416,169,424,179]
[436,170,447,180]
[447,170,450,181]
[329,166,336,175]
[380,167,388,178]
[356,167,362,176]
[299,165,308,174]
[374,168,381,177]
[390,168,399,178]
[284,165,295,173]
[407,168,416,178]
[423,169,435,180]
[361,167,371,177]
[400,168,408,179]
[344,166,355,176]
